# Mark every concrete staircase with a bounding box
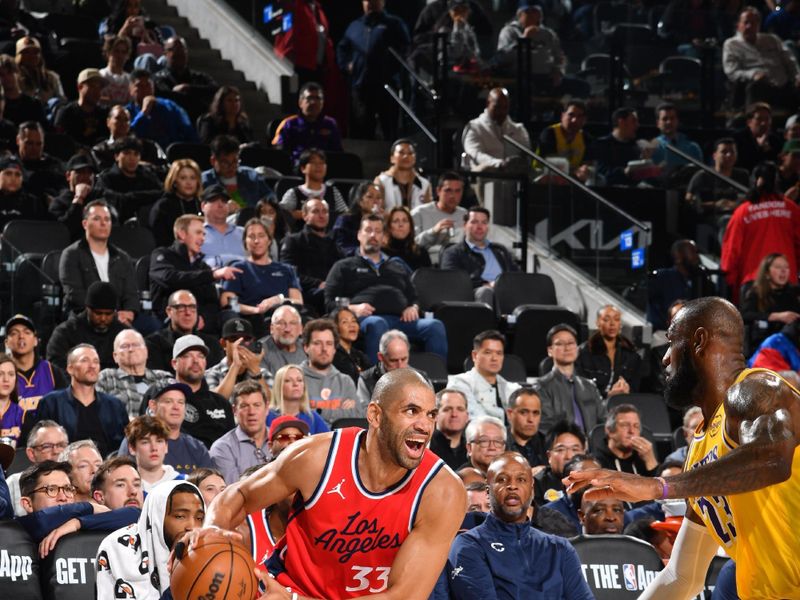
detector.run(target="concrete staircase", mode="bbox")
[141,0,282,144]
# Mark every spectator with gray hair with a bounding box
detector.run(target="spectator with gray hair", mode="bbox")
[462,415,507,474]
[356,329,410,405]
[259,304,307,375]
[97,329,172,417]
[430,388,469,470]
[34,344,128,457]
[7,420,69,516]
[448,330,520,420]
[594,403,659,476]
[58,439,102,503]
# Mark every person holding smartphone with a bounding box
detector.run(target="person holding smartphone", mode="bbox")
[205,317,270,403]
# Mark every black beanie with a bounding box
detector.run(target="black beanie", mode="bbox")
[85,281,118,310]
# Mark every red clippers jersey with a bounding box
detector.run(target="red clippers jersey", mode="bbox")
[247,507,279,571]
[268,427,444,598]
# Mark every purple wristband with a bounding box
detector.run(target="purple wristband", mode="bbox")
[656,476,669,499]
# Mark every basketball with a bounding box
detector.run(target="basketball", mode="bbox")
[170,539,258,600]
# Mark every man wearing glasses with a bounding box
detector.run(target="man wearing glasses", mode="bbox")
[15,460,133,545]
[211,380,271,484]
[272,82,344,164]
[7,420,68,516]
[268,415,309,457]
[18,461,80,515]
[97,329,172,417]
[537,323,608,436]
[117,379,213,474]
[461,415,506,475]
[144,289,224,373]
[533,420,588,505]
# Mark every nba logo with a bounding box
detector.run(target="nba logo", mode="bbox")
[622,564,637,591]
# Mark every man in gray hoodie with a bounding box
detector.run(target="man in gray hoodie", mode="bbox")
[300,319,361,426]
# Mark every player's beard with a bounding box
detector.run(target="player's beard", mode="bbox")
[378,417,424,471]
[664,346,700,410]
[489,492,532,522]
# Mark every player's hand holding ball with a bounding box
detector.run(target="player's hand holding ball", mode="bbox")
[170,530,257,600]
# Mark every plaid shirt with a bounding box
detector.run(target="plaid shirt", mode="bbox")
[205,358,272,399]
[96,367,173,417]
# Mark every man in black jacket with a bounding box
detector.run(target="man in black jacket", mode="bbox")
[48,153,106,240]
[0,154,49,230]
[46,281,129,370]
[17,121,66,198]
[439,206,518,305]
[144,289,223,373]
[58,200,137,323]
[324,213,447,363]
[280,198,342,315]
[149,214,241,334]
[96,135,162,222]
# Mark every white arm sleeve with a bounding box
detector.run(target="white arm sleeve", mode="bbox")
[638,517,720,600]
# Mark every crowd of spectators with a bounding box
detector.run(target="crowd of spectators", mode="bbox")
[6,0,797,598]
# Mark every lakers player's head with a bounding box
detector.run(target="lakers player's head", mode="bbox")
[368,368,436,469]
[663,296,744,410]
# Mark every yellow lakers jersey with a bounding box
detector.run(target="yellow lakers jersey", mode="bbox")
[686,367,800,599]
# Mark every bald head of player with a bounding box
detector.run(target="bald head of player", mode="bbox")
[663,296,746,411]
[368,367,436,470]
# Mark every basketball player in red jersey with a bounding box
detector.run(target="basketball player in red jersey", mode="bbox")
[179,368,467,599]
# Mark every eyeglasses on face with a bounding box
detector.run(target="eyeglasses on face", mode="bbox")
[169,303,197,312]
[470,438,505,449]
[274,433,304,443]
[31,484,76,498]
[32,442,68,453]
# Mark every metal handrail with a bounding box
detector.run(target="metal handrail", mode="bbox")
[383,85,438,145]
[665,143,749,193]
[503,135,652,232]
[388,48,439,101]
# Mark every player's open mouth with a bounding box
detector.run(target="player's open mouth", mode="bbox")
[505,494,520,506]
[405,439,425,456]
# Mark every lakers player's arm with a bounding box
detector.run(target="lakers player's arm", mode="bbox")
[639,507,719,599]
[370,467,466,600]
[673,370,800,496]
[566,371,800,502]
[184,434,332,548]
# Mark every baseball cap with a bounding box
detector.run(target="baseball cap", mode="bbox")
[5,313,35,334]
[221,317,254,339]
[77,68,107,86]
[517,0,542,11]
[15,36,40,54]
[147,379,192,403]
[0,155,22,172]
[783,139,800,155]
[66,153,97,172]
[201,184,231,203]
[269,415,310,442]
[172,334,209,360]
